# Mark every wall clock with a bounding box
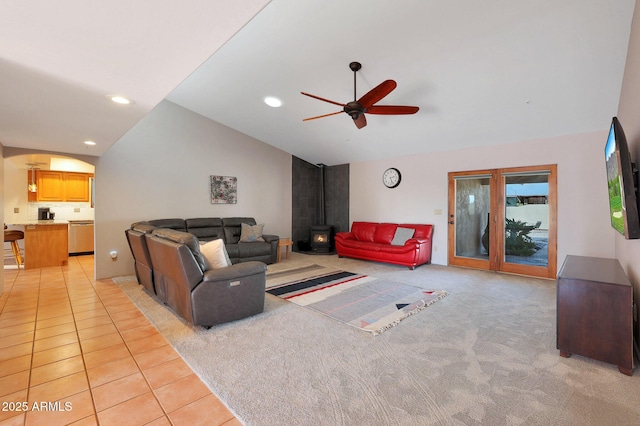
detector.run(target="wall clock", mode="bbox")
[382,167,401,188]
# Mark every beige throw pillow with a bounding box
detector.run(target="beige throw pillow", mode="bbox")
[240,223,265,242]
[199,239,232,270]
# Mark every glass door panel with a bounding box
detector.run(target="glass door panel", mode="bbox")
[503,172,549,267]
[448,165,557,278]
[499,166,557,278]
[448,171,496,270]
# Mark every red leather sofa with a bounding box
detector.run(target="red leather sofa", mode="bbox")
[335,221,434,269]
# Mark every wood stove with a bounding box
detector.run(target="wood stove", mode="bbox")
[310,225,334,253]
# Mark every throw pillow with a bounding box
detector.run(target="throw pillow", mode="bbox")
[199,239,232,270]
[240,223,265,242]
[391,227,415,246]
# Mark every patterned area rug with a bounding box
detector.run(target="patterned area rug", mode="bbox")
[266,264,448,334]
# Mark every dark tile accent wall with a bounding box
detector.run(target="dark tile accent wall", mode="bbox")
[324,163,350,234]
[292,157,321,249]
[292,156,349,251]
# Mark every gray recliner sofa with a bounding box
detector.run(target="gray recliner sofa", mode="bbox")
[144,217,278,265]
[145,227,266,327]
[125,222,156,295]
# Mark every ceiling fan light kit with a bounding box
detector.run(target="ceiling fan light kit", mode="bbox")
[301,61,419,129]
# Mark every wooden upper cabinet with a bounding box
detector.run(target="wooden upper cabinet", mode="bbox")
[64,172,90,202]
[37,171,65,201]
[27,171,93,202]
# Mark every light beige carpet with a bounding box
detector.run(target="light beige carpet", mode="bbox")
[116,253,640,426]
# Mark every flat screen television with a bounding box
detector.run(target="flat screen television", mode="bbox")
[604,117,640,239]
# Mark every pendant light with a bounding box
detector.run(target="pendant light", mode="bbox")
[27,165,37,193]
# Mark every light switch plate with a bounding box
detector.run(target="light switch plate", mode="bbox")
[14,207,19,213]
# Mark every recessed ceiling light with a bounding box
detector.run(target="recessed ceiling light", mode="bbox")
[264,96,282,108]
[84,140,96,146]
[107,95,132,105]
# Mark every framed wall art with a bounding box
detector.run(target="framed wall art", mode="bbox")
[211,175,237,204]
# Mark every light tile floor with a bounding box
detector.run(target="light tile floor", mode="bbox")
[0,255,241,426]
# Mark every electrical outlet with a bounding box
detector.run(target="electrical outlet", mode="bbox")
[74,208,80,213]
[14,207,19,213]
[434,209,443,215]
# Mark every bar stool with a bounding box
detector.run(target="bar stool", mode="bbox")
[4,227,24,268]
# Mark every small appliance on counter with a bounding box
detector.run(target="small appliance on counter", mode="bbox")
[38,207,54,220]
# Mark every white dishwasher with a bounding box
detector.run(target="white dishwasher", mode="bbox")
[68,220,94,255]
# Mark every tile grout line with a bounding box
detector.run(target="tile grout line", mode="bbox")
[110,276,240,424]
[24,267,42,426]
[3,258,230,425]
[0,266,34,425]
[60,260,101,425]
[24,264,96,425]
[95,276,226,423]
[86,265,175,423]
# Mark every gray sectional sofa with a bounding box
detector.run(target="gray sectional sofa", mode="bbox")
[140,217,279,265]
[124,217,278,327]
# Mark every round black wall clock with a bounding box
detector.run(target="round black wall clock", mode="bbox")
[382,167,401,188]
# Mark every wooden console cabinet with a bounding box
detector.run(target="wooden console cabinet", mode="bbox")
[556,255,634,375]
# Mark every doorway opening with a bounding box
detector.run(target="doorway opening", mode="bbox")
[4,153,96,270]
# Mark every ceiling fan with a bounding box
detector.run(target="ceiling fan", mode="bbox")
[301,62,419,129]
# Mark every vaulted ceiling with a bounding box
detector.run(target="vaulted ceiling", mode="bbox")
[1,0,636,167]
[0,0,270,158]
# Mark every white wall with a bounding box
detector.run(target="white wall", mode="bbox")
[616,1,640,304]
[505,205,549,229]
[4,164,29,224]
[95,100,292,279]
[350,131,615,271]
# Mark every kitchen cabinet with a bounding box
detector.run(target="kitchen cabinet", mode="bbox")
[36,171,65,201]
[26,171,93,202]
[64,172,90,202]
[23,222,69,269]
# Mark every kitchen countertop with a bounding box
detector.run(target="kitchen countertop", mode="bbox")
[8,220,71,226]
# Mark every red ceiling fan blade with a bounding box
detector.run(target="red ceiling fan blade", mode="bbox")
[302,111,343,121]
[302,62,419,129]
[366,105,419,115]
[353,114,367,129]
[357,80,397,108]
[300,92,345,107]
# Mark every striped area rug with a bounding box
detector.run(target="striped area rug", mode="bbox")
[266,265,447,335]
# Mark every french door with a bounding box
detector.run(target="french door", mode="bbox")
[447,165,557,279]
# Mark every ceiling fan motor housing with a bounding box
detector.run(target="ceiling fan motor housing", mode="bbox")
[344,101,364,119]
